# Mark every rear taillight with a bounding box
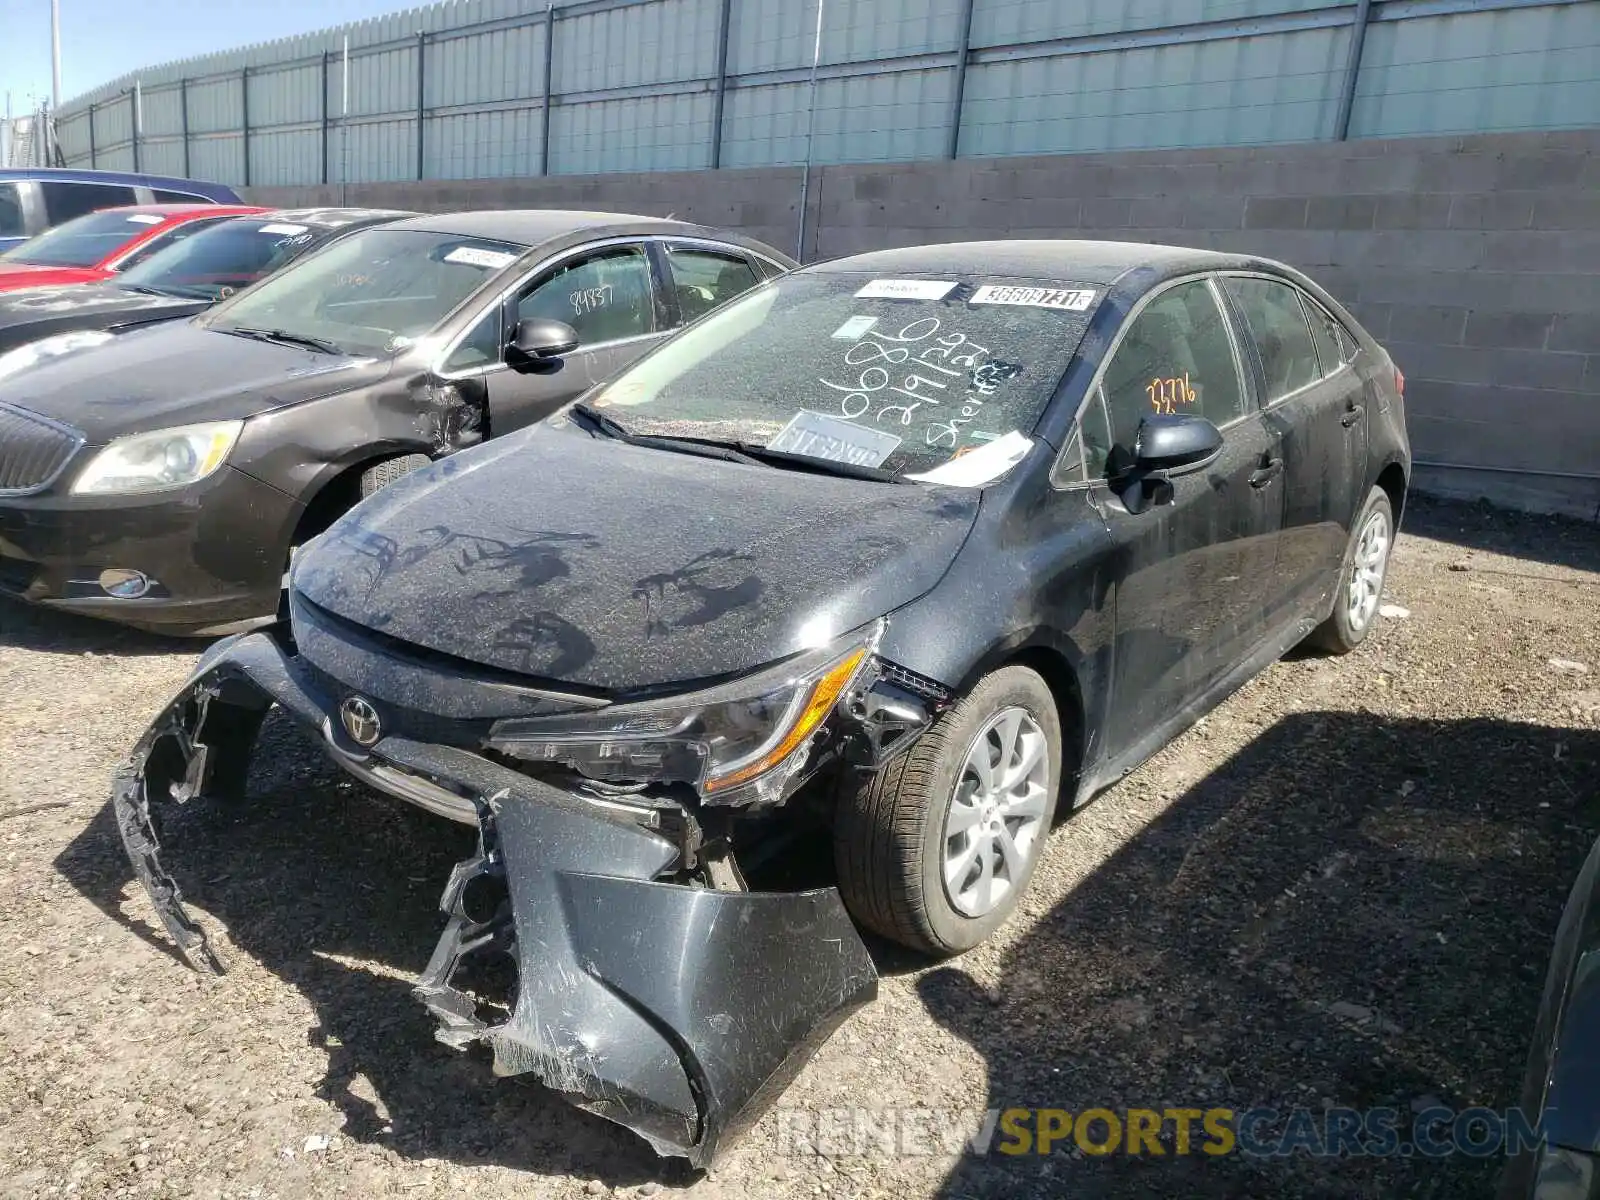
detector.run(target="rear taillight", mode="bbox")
[1393,366,1405,398]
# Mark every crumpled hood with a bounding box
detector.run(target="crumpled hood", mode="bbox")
[294,423,981,693]
[0,283,203,354]
[0,320,386,441]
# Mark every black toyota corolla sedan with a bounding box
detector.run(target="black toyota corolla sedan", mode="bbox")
[0,207,414,357]
[116,240,1408,1167]
[0,210,794,633]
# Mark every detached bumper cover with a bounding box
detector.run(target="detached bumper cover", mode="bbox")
[112,630,878,1166]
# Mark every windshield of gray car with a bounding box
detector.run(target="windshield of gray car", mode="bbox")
[581,271,1099,478]
[202,227,526,357]
[119,216,331,300]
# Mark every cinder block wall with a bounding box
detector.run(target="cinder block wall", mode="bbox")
[250,128,1600,519]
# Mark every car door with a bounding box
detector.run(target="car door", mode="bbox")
[1221,274,1367,622]
[1080,276,1285,762]
[474,241,668,436]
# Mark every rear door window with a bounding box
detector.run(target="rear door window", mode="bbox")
[1092,279,1247,476]
[1223,276,1320,403]
[517,246,655,346]
[0,184,25,239]
[40,181,139,225]
[666,246,759,325]
[152,188,214,204]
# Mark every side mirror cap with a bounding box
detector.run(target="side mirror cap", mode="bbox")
[510,317,580,359]
[1134,414,1222,474]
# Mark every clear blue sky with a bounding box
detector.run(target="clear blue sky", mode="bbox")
[0,0,408,112]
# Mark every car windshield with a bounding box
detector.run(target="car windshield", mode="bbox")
[586,271,1100,478]
[202,227,526,358]
[119,216,327,300]
[0,209,164,268]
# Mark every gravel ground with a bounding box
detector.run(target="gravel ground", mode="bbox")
[1,494,1597,1200]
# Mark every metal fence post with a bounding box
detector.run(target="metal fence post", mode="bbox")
[240,67,251,186]
[87,101,96,167]
[947,0,975,159]
[709,0,733,169]
[320,52,330,185]
[179,78,190,178]
[540,2,555,176]
[416,31,427,180]
[1333,0,1373,141]
[130,84,141,172]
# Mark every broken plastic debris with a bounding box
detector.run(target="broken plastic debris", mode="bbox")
[1378,603,1410,619]
[303,1134,331,1154]
[1549,658,1589,675]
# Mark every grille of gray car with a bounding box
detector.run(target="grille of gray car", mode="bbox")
[0,403,85,496]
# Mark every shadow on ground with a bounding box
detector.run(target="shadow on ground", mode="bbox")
[0,594,203,657]
[924,713,1600,1199]
[1401,494,1600,575]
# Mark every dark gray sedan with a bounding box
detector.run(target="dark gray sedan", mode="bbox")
[0,210,795,634]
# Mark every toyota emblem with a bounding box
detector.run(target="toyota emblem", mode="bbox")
[339,695,382,747]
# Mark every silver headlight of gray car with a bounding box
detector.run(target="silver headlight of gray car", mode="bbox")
[71,420,243,495]
[486,621,882,807]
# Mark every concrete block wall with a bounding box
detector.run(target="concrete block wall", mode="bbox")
[250,127,1600,519]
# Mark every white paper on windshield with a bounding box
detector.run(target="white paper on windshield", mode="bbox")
[257,222,309,236]
[444,246,517,270]
[969,285,1097,311]
[855,279,957,301]
[831,314,879,340]
[125,214,164,225]
[768,410,902,468]
[907,430,1034,487]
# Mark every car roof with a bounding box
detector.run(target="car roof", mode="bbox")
[95,203,260,218]
[0,167,237,194]
[232,207,416,230]
[387,209,761,249]
[807,239,1246,287]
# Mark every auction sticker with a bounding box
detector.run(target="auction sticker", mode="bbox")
[855,279,957,301]
[970,285,1097,311]
[445,246,518,270]
[831,314,879,340]
[768,410,902,468]
[125,214,164,224]
[258,222,309,236]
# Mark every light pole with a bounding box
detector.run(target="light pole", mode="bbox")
[51,0,63,110]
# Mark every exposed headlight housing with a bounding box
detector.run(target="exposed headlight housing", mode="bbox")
[71,421,243,495]
[486,621,882,807]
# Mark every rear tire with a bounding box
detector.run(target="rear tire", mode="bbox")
[834,665,1061,956]
[358,453,431,500]
[1306,485,1394,655]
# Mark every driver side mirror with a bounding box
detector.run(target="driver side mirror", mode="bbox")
[1134,414,1222,474]
[509,317,580,360]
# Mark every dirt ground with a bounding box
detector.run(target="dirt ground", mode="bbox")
[1,493,1597,1200]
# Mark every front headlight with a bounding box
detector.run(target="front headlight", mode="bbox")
[487,621,882,807]
[71,421,243,495]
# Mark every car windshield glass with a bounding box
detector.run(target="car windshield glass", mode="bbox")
[0,209,164,268]
[587,271,1099,477]
[203,227,526,358]
[120,217,324,299]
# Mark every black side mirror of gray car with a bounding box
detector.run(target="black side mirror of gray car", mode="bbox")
[510,318,581,360]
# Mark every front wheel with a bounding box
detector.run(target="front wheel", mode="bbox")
[1306,486,1395,655]
[834,665,1062,956]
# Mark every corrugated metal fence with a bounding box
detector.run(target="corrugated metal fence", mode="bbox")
[50,0,1600,187]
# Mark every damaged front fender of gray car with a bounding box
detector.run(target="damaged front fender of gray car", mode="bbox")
[111,620,947,1167]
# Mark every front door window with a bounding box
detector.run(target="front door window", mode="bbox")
[516,246,655,346]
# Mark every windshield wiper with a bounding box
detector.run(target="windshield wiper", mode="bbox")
[736,443,908,483]
[223,326,344,355]
[119,284,181,298]
[569,403,765,467]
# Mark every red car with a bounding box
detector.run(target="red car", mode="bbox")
[0,203,265,291]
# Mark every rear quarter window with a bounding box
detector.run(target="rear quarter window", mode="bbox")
[0,184,24,238]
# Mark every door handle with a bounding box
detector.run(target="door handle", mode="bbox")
[1248,458,1283,488]
[1341,404,1365,427]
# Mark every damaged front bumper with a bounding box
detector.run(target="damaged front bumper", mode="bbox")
[112,629,878,1166]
